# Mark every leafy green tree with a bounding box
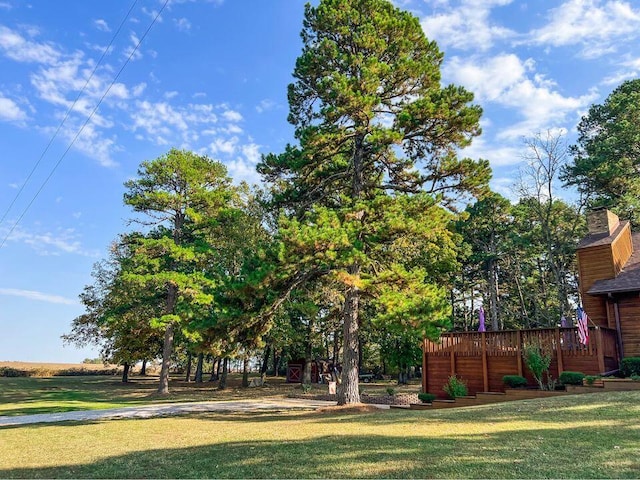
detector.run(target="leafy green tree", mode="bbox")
[563,79,640,225]
[63,236,164,382]
[123,149,236,394]
[456,192,512,330]
[259,0,488,404]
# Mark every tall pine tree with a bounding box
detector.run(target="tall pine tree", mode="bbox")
[259,0,489,404]
[123,149,236,394]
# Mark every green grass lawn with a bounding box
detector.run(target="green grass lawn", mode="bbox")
[1,391,639,478]
[0,374,419,416]
[0,375,291,416]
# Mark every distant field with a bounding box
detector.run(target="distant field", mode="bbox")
[0,361,118,372]
[1,391,639,478]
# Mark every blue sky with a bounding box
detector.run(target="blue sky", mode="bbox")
[1,0,639,362]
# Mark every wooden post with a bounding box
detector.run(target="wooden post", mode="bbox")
[516,330,523,377]
[596,327,605,373]
[422,338,428,394]
[613,301,624,360]
[450,338,456,376]
[481,332,489,392]
[555,328,564,376]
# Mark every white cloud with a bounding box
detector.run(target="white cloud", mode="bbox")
[242,142,261,164]
[4,225,100,257]
[0,288,77,305]
[174,17,192,31]
[0,2,12,10]
[0,25,61,64]
[222,109,243,122]
[132,82,147,96]
[0,95,27,122]
[210,136,238,155]
[420,0,515,51]
[444,53,598,140]
[93,19,111,32]
[256,98,277,113]
[225,157,261,186]
[601,70,637,86]
[65,121,118,167]
[131,101,227,147]
[123,32,143,61]
[461,136,523,167]
[527,0,640,58]
[164,90,179,99]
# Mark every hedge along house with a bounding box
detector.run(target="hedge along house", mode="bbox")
[422,208,636,396]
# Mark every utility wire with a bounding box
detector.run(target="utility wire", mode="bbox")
[0,0,169,251]
[0,0,139,227]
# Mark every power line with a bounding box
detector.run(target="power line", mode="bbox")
[0,0,169,251]
[0,0,139,227]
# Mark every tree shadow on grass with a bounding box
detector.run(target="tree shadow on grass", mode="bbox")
[1,422,638,479]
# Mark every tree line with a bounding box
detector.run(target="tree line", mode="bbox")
[64,0,640,405]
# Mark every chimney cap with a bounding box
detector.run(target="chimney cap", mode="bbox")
[586,208,620,236]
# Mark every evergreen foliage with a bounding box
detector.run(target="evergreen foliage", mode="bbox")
[259,0,488,405]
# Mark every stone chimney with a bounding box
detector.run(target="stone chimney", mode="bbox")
[587,207,620,236]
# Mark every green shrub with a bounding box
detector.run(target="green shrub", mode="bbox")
[386,387,396,396]
[584,375,599,386]
[523,342,553,390]
[53,368,119,377]
[503,375,527,388]
[443,375,468,398]
[0,367,30,377]
[418,392,436,403]
[630,374,640,381]
[620,357,640,377]
[301,383,312,393]
[559,371,585,385]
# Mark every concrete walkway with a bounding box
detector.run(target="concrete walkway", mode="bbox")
[0,398,341,427]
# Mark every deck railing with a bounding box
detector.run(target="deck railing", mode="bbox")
[424,327,617,358]
[422,327,620,394]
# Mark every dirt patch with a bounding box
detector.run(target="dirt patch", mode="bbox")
[316,403,382,414]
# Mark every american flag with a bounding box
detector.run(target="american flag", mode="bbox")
[576,307,590,345]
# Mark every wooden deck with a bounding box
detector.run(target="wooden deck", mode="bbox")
[422,327,620,396]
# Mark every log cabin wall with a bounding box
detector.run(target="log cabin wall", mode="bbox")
[611,225,633,275]
[577,245,613,326]
[577,209,633,328]
[615,294,640,357]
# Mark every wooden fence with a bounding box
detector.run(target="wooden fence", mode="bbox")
[422,327,619,396]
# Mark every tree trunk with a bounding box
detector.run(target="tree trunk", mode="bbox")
[209,357,219,382]
[140,359,147,376]
[218,358,228,390]
[242,356,249,388]
[194,353,204,383]
[185,353,193,382]
[488,258,500,330]
[157,281,178,395]
[302,318,314,385]
[261,345,271,376]
[272,349,279,377]
[122,362,130,383]
[274,350,284,377]
[337,279,361,405]
[157,322,175,395]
